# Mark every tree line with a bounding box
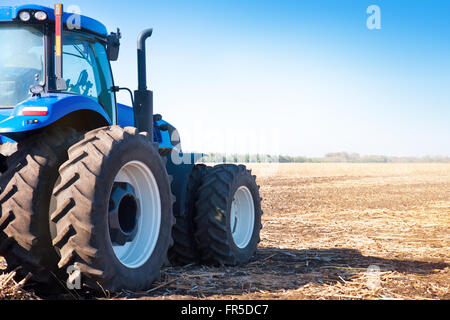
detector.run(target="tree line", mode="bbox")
[200,152,450,163]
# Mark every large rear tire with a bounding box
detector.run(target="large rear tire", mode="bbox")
[194,164,263,265]
[0,128,81,283]
[50,126,175,292]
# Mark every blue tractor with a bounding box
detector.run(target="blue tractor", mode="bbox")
[0,4,263,293]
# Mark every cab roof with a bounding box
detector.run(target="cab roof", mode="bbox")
[0,4,108,37]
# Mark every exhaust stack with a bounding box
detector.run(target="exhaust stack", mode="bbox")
[134,29,154,139]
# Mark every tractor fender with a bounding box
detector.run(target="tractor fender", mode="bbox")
[0,94,112,135]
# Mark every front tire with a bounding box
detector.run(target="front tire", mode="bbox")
[194,164,263,265]
[50,126,175,292]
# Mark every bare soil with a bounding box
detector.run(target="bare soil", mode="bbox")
[1,163,449,300]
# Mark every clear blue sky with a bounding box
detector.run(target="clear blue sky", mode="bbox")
[9,0,450,157]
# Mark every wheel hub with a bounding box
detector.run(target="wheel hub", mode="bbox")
[109,182,140,245]
[230,186,255,249]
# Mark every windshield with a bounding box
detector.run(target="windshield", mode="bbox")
[0,25,44,107]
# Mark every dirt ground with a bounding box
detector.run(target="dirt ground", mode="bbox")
[1,163,449,300]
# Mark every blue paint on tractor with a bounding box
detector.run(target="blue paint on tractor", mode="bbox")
[117,104,134,128]
[155,119,178,150]
[0,135,15,144]
[165,153,205,217]
[116,103,176,150]
[0,94,111,134]
[0,4,108,37]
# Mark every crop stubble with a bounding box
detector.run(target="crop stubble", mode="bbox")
[1,163,449,299]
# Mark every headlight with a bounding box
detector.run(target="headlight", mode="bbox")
[19,11,31,22]
[34,11,48,21]
[29,84,44,96]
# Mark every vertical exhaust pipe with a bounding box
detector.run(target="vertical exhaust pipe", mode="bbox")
[134,29,154,139]
[137,28,153,91]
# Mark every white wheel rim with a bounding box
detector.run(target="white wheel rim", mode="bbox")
[111,161,161,269]
[230,186,255,249]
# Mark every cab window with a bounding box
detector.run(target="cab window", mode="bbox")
[0,25,44,107]
[61,33,116,122]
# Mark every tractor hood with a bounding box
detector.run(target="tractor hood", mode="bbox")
[0,4,108,37]
[0,94,111,134]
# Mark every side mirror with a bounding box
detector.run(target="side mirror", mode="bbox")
[107,28,121,61]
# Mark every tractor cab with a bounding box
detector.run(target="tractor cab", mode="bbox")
[0,4,120,138]
[0,4,177,151]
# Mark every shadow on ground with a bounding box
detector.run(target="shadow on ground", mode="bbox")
[9,246,447,299]
[126,246,449,299]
